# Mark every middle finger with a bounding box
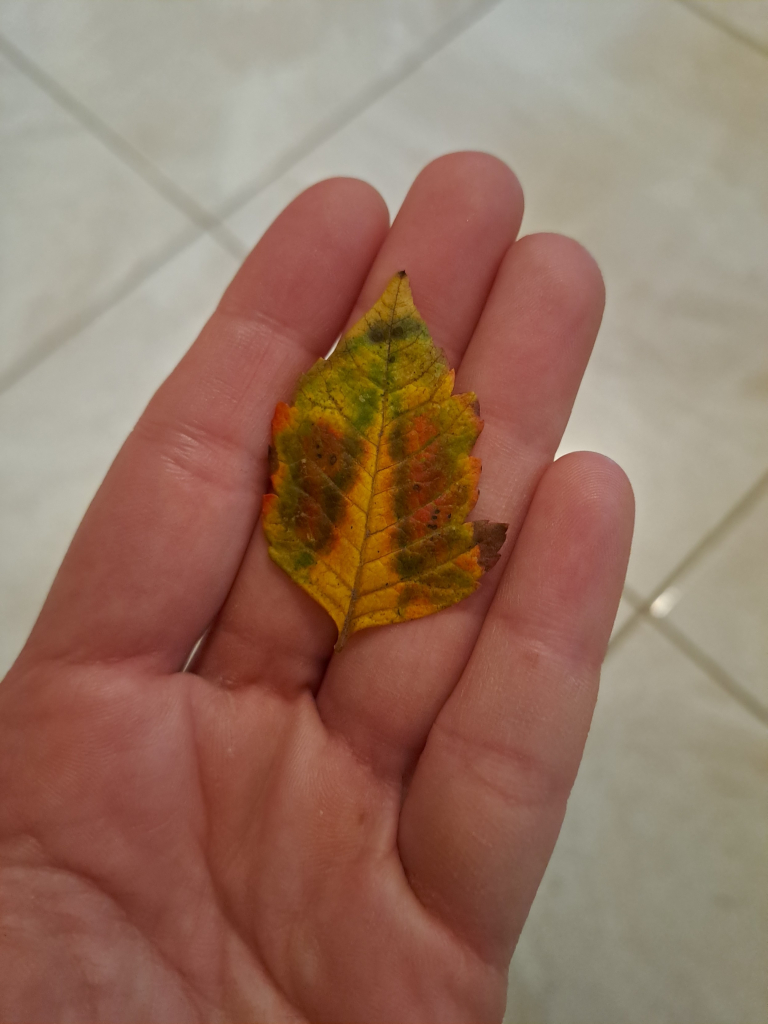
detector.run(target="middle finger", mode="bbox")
[317,232,605,780]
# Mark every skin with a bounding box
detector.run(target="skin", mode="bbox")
[0,152,634,1023]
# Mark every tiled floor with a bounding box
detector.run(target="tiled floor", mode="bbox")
[1,2,766,1021]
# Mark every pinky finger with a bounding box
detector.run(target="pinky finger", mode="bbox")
[397,452,634,967]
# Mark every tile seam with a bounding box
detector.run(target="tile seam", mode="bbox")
[0,0,499,394]
[633,470,768,612]
[0,32,245,255]
[675,0,768,62]
[212,0,504,230]
[651,616,768,728]
[606,600,643,654]
[607,597,768,730]
[0,224,207,397]
[613,480,768,719]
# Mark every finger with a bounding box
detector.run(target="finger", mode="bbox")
[398,453,634,966]
[19,179,389,674]
[317,234,605,780]
[195,152,524,691]
[344,151,524,368]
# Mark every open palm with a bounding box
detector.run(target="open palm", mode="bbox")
[0,153,633,1023]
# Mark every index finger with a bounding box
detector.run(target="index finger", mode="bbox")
[15,179,389,675]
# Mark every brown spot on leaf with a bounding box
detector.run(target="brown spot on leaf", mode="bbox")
[472,520,508,571]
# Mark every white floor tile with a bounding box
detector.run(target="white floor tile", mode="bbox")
[0,236,238,678]
[690,0,768,47]
[0,51,189,380]
[228,0,768,600]
[666,483,768,711]
[505,622,768,1024]
[0,0,478,210]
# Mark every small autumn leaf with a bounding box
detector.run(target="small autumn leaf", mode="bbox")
[263,272,507,650]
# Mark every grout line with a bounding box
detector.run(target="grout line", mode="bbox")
[622,584,645,609]
[652,616,768,728]
[675,0,768,61]
[633,470,768,615]
[606,602,642,654]
[608,479,768,720]
[607,593,768,730]
[0,0,498,396]
[213,0,503,226]
[0,224,205,396]
[606,583,651,653]
[0,32,246,259]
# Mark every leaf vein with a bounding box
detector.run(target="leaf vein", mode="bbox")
[284,461,367,516]
[387,355,442,398]
[363,480,463,546]
[355,546,476,605]
[360,526,471,578]
[314,390,376,479]
[383,388,446,430]
[272,535,352,604]
[390,331,426,359]
[376,401,472,479]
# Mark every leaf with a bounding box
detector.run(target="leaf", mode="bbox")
[263,272,507,650]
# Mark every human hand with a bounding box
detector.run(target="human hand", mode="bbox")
[0,153,633,1023]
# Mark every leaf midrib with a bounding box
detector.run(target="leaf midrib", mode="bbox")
[335,276,403,650]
